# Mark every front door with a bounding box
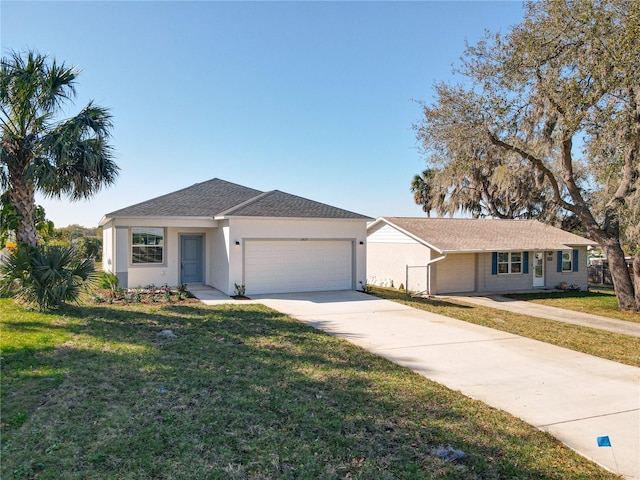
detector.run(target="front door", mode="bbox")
[180,235,203,284]
[533,251,545,287]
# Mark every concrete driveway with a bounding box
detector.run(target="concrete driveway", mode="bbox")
[253,290,640,480]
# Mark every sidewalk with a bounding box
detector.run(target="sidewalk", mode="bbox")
[440,294,640,337]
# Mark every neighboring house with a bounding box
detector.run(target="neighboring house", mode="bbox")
[367,217,597,295]
[100,178,371,296]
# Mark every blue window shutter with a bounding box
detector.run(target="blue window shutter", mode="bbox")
[573,249,579,272]
[557,251,563,272]
[523,252,529,274]
[491,252,497,275]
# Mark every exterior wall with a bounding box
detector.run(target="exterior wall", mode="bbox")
[367,242,430,291]
[367,223,431,292]
[126,226,214,287]
[105,217,217,288]
[545,247,589,291]
[475,252,533,292]
[210,221,230,292]
[114,226,130,286]
[105,215,368,295]
[432,253,475,294]
[101,223,115,274]
[227,217,368,296]
[475,247,590,292]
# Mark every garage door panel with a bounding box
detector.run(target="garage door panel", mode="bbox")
[244,240,353,294]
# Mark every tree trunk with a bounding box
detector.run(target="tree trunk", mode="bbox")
[634,257,640,309]
[599,237,637,311]
[8,173,39,248]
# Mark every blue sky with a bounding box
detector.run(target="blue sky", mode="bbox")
[2,1,525,227]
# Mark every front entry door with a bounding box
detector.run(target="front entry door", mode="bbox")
[180,235,203,284]
[533,251,545,287]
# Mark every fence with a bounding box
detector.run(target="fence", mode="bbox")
[588,265,613,285]
[405,265,429,297]
[588,264,637,286]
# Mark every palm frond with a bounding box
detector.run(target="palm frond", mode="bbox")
[38,102,119,199]
[0,244,96,310]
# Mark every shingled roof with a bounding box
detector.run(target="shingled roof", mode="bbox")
[104,178,370,220]
[372,217,596,253]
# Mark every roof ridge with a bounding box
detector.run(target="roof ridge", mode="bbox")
[216,190,276,216]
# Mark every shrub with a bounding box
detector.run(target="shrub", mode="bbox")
[0,244,96,311]
[97,271,119,297]
[76,236,102,261]
[234,283,246,296]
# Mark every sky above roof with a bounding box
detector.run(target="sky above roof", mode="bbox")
[2,0,526,228]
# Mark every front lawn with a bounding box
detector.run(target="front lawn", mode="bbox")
[0,299,618,479]
[505,289,640,323]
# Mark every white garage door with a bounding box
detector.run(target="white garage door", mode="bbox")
[244,239,354,295]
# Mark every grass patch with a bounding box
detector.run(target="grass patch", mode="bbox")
[370,287,640,368]
[505,290,640,323]
[0,299,619,479]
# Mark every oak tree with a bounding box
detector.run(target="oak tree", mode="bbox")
[415,0,639,310]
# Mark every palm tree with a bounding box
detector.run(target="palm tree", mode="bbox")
[410,169,435,217]
[1,50,118,247]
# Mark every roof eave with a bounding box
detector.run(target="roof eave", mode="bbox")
[215,214,372,221]
[100,214,216,224]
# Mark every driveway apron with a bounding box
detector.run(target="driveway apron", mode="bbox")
[253,290,640,480]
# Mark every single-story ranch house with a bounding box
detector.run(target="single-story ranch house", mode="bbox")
[367,217,597,295]
[100,178,371,296]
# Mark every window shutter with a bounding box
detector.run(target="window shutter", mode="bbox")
[523,252,529,274]
[491,252,497,275]
[573,249,579,272]
[557,251,563,272]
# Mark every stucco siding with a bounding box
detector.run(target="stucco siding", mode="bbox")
[103,215,367,296]
[114,226,129,286]
[227,217,367,296]
[101,223,114,274]
[367,242,430,291]
[126,226,213,288]
[210,222,230,292]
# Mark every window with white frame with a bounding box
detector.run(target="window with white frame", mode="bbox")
[497,252,522,274]
[561,251,573,272]
[131,228,164,264]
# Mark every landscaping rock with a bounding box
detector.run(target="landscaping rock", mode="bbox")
[158,329,177,339]
[429,445,466,462]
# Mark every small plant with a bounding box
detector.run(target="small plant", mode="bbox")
[98,272,119,298]
[93,293,106,303]
[234,283,246,297]
[359,281,370,293]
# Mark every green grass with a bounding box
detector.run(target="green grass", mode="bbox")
[0,299,619,479]
[505,289,640,323]
[370,286,640,368]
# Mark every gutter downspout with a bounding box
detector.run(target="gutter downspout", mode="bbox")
[406,253,447,297]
